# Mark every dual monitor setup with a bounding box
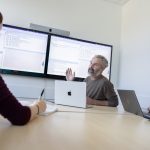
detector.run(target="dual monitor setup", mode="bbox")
[0,24,112,80]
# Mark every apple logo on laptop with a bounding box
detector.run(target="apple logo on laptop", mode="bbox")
[67,90,72,96]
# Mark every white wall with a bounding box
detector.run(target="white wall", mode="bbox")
[2,74,55,100]
[119,0,150,108]
[0,0,121,99]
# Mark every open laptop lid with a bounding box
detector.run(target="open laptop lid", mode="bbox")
[55,80,86,108]
[117,89,143,117]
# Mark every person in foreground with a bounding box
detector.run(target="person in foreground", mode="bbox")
[66,55,118,107]
[0,12,46,125]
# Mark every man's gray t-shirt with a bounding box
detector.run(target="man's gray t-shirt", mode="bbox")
[84,75,118,106]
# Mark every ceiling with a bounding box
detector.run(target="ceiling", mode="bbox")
[104,0,130,5]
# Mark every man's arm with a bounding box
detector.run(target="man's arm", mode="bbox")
[87,96,118,107]
[87,97,109,106]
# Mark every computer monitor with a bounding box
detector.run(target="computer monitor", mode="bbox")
[0,24,48,76]
[47,35,112,80]
[0,24,113,80]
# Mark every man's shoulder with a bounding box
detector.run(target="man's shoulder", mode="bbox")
[97,75,113,86]
[98,75,109,82]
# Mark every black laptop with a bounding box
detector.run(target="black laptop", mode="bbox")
[117,89,150,119]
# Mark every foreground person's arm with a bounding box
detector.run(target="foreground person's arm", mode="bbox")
[0,76,46,125]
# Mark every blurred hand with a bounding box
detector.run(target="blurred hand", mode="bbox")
[66,68,75,81]
[34,100,47,113]
[86,97,95,105]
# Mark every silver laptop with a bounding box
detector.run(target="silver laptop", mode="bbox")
[55,80,87,108]
[117,89,150,119]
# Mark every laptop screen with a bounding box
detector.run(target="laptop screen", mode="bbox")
[117,89,143,116]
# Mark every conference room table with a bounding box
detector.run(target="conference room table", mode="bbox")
[0,101,150,150]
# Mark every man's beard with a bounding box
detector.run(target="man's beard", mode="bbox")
[88,68,101,77]
[88,67,102,77]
